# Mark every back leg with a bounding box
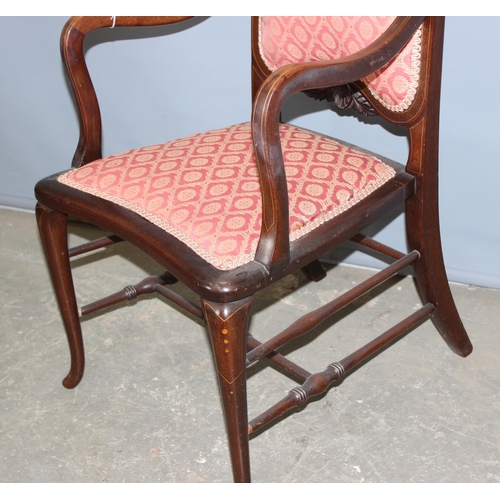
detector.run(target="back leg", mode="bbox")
[405,193,472,358]
[413,252,472,357]
[36,204,85,388]
[301,259,327,282]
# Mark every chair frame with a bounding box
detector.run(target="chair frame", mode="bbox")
[35,16,472,482]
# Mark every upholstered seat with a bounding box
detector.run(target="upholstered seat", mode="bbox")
[58,123,396,270]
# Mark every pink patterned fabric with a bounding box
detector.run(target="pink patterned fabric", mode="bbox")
[259,17,422,112]
[58,123,396,270]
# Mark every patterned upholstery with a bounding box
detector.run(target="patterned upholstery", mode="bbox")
[259,17,422,112]
[59,123,396,270]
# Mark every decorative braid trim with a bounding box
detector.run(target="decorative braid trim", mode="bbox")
[58,123,396,271]
[59,174,249,270]
[59,167,395,269]
[364,26,422,112]
[289,171,393,241]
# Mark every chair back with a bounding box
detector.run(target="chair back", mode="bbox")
[252,16,444,126]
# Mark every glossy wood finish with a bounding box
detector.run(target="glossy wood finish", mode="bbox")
[246,251,421,367]
[79,272,178,317]
[202,297,253,483]
[249,302,436,434]
[404,18,472,357]
[60,16,193,168]
[251,17,425,269]
[36,204,84,389]
[35,16,473,482]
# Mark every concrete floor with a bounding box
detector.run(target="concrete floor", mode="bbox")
[1,206,499,483]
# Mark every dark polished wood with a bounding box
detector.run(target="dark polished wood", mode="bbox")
[246,251,420,367]
[68,234,123,258]
[36,204,85,389]
[79,272,178,317]
[248,302,436,434]
[34,16,473,482]
[303,84,377,116]
[246,333,311,382]
[60,16,193,168]
[251,16,425,269]
[202,297,253,483]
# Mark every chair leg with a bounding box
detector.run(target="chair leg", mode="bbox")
[301,259,327,282]
[36,204,85,388]
[202,296,253,483]
[406,196,473,358]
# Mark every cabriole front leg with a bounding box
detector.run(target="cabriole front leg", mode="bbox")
[36,204,85,388]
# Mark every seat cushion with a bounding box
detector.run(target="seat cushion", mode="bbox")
[259,17,422,112]
[58,123,396,270]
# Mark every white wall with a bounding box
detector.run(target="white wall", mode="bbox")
[1,17,498,289]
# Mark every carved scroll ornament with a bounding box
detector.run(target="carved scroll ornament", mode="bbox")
[304,84,377,116]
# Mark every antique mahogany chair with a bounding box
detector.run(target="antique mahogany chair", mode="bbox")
[35,16,472,482]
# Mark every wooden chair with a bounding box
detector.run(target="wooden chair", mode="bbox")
[35,16,472,482]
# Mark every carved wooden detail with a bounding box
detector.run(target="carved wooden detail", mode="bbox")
[304,84,377,116]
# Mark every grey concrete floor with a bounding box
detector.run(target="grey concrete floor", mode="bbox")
[1,207,499,483]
